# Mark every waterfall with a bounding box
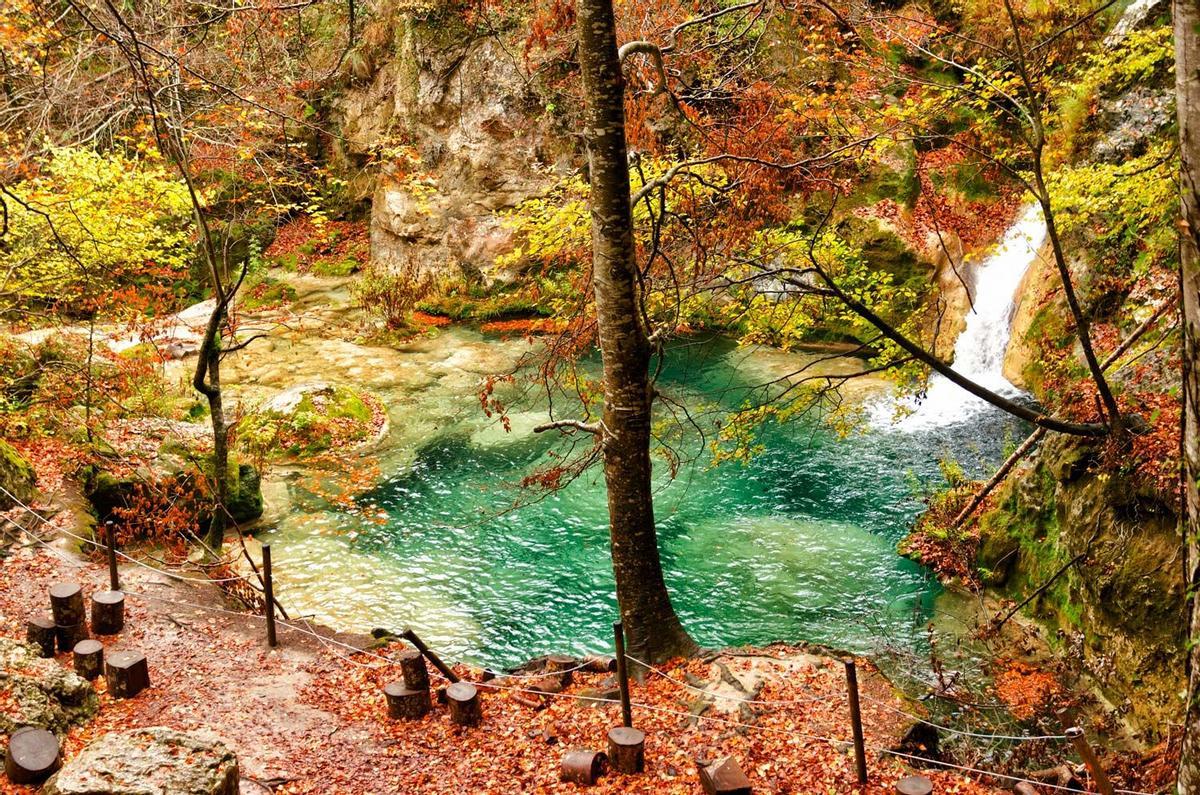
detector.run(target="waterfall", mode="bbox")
[877,203,1047,430]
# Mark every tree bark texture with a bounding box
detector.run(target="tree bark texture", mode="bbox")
[575,0,697,664]
[1176,2,1200,789]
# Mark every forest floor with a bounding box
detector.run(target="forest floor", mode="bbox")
[0,517,1014,795]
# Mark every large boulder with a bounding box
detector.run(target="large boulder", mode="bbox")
[43,727,238,795]
[239,382,381,461]
[0,439,35,510]
[0,637,96,735]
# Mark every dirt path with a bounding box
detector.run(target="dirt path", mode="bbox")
[0,522,1007,795]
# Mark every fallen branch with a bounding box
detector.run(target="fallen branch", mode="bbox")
[951,428,1047,530]
[992,552,1086,631]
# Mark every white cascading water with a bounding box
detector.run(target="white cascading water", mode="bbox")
[879,203,1047,430]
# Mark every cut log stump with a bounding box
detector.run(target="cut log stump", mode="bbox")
[1013,783,1039,795]
[699,756,752,795]
[49,582,85,626]
[560,749,607,785]
[384,681,431,720]
[26,616,55,657]
[4,727,60,785]
[607,726,645,774]
[91,590,125,635]
[105,650,150,699]
[55,621,88,651]
[546,654,577,686]
[398,647,430,691]
[446,682,481,726]
[896,775,933,795]
[73,639,104,680]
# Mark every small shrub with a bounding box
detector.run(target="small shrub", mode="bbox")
[353,261,436,329]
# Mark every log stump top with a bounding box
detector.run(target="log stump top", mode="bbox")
[107,650,145,668]
[49,582,82,601]
[5,726,61,784]
[896,775,933,795]
[607,726,644,745]
[27,615,55,631]
[446,682,477,702]
[73,639,103,656]
[92,590,124,604]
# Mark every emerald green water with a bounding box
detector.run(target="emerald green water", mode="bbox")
[263,332,1021,668]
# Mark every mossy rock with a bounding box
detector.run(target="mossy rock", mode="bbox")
[0,637,97,736]
[972,432,1185,739]
[226,464,263,523]
[312,257,362,277]
[975,518,1020,586]
[0,439,36,510]
[241,382,377,461]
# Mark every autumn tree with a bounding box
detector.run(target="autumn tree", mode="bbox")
[0,0,350,551]
[552,0,698,662]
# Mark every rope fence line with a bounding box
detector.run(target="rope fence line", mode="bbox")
[853,691,1071,743]
[0,490,1162,795]
[627,652,1071,743]
[0,487,248,584]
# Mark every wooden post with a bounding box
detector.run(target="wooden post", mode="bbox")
[606,726,645,774]
[4,727,60,785]
[561,749,607,785]
[1066,726,1114,795]
[613,621,632,728]
[104,650,150,699]
[446,681,481,726]
[72,639,104,680]
[49,582,86,626]
[55,622,88,651]
[25,616,55,658]
[106,521,119,591]
[263,544,277,648]
[843,657,868,786]
[91,590,125,635]
[384,681,431,720]
[401,628,459,683]
[398,647,430,691]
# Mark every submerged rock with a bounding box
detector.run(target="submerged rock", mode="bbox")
[0,637,97,735]
[43,727,239,795]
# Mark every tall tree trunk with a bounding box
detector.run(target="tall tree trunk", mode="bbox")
[576,0,697,663]
[204,340,230,552]
[1176,1,1200,790]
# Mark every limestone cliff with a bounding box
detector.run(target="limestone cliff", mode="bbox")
[332,7,574,282]
[976,434,1183,741]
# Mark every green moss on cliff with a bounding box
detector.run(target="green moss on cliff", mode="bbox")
[975,434,1184,738]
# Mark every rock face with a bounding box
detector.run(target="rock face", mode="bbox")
[1091,86,1174,163]
[0,439,35,510]
[335,10,572,282]
[43,727,239,795]
[0,637,97,735]
[976,434,1184,739]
